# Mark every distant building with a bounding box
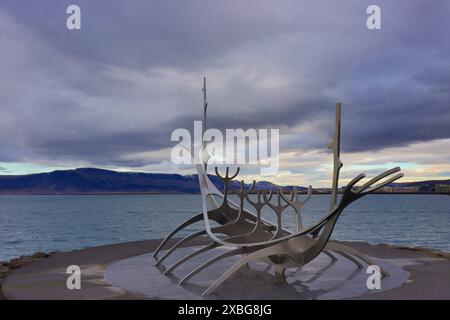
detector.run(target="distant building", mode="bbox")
[391,186,418,193]
[435,184,450,193]
[314,188,331,194]
[358,183,449,194]
[375,187,394,193]
[373,186,418,193]
[418,184,435,193]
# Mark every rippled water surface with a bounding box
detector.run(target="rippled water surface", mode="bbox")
[1,194,449,261]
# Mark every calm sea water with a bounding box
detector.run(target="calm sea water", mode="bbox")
[0,194,449,261]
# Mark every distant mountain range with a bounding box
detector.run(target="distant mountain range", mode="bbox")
[0,167,448,195]
[0,167,298,195]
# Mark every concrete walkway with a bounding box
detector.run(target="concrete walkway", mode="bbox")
[2,239,450,299]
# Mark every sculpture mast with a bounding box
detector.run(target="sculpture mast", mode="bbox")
[328,102,343,211]
[202,77,208,170]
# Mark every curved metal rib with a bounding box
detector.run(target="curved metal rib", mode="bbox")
[179,247,245,285]
[363,173,404,194]
[163,242,219,274]
[153,213,204,258]
[358,167,401,192]
[202,245,291,296]
[154,230,206,267]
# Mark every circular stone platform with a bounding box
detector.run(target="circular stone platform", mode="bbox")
[105,246,408,300]
[2,239,450,300]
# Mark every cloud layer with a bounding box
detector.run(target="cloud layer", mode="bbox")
[0,0,449,185]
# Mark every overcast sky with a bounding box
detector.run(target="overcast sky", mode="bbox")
[0,0,449,186]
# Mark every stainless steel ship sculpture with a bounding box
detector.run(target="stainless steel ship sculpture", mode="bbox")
[153,78,404,296]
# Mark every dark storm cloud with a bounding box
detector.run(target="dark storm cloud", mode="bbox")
[32,130,168,163]
[0,0,449,168]
[0,0,296,70]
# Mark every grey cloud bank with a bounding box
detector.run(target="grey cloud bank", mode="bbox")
[0,0,449,181]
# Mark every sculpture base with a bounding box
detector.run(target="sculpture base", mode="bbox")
[105,245,408,300]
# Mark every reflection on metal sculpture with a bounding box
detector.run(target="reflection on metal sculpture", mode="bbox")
[154,79,404,296]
